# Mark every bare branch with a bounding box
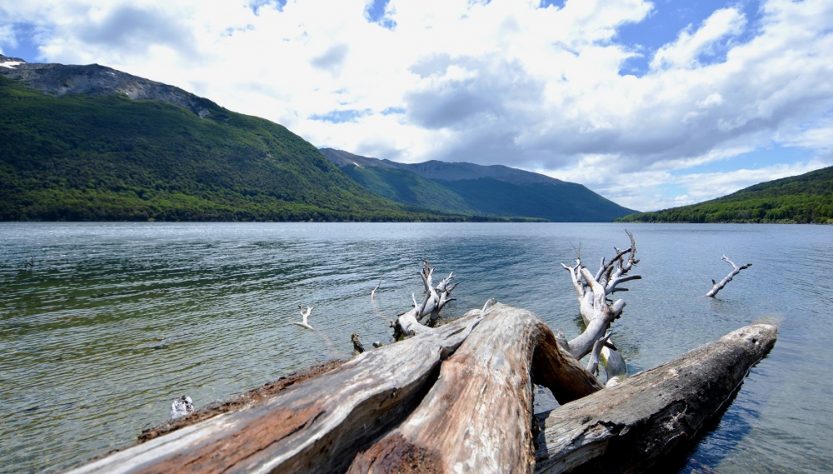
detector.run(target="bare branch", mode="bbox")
[561,261,585,299]
[567,268,615,359]
[594,257,606,282]
[421,260,434,294]
[706,255,752,297]
[586,331,612,376]
[560,231,639,377]
[435,272,454,292]
[395,261,459,337]
[579,267,605,307]
[606,274,642,294]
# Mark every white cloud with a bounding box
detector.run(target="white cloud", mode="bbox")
[1,0,832,210]
[778,118,833,151]
[650,7,746,70]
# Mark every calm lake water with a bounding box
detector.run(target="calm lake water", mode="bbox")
[1,222,831,473]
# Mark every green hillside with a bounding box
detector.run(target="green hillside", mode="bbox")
[339,165,476,215]
[0,76,431,221]
[442,178,632,222]
[619,166,833,224]
[321,148,634,222]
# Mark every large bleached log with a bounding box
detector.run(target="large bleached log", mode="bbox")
[349,303,601,474]
[68,313,484,474]
[533,323,777,473]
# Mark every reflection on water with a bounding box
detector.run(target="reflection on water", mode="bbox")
[1,222,831,472]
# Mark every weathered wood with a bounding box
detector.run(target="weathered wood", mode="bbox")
[70,301,776,474]
[706,255,752,297]
[349,304,601,474]
[533,323,777,473]
[68,313,483,474]
[530,324,605,404]
[561,231,640,381]
[394,261,458,337]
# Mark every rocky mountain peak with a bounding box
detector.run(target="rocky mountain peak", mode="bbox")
[0,55,222,118]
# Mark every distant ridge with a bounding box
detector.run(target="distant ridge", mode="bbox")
[619,165,833,224]
[320,148,635,222]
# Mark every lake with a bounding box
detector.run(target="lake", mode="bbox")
[1,222,831,472]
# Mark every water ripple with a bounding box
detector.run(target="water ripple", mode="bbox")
[1,222,832,473]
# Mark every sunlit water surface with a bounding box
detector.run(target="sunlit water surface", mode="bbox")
[1,222,831,473]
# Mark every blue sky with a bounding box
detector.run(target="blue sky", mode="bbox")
[1,0,831,211]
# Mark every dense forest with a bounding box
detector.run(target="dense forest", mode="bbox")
[620,166,833,224]
[0,76,451,221]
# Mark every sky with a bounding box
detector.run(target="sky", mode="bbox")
[1,0,832,211]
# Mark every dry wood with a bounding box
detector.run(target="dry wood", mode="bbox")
[70,302,776,474]
[394,260,458,337]
[533,323,777,473]
[349,303,601,474]
[68,313,484,474]
[561,231,640,381]
[706,255,752,297]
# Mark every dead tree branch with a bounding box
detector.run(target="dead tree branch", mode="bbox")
[560,231,640,383]
[706,255,752,298]
[393,260,458,338]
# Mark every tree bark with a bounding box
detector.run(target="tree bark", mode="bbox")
[348,303,600,474]
[533,323,777,473]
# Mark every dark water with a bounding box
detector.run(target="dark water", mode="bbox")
[1,222,831,473]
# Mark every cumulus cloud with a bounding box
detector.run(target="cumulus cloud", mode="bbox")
[78,5,192,52]
[1,0,831,210]
[650,7,746,70]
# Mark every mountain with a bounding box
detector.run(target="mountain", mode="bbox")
[619,166,833,224]
[0,55,433,221]
[320,148,635,221]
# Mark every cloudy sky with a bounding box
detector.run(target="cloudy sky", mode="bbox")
[2,0,832,211]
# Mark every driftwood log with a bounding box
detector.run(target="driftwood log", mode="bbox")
[69,304,776,474]
[70,313,484,474]
[534,323,777,473]
[349,305,600,473]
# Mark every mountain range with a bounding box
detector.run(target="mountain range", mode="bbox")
[320,148,634,221]
[0,54,633,222]
[0,54,425,221]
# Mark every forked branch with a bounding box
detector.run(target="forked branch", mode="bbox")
[393,260,458,338]
[706,255,752,298]
[559,231,641,383]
